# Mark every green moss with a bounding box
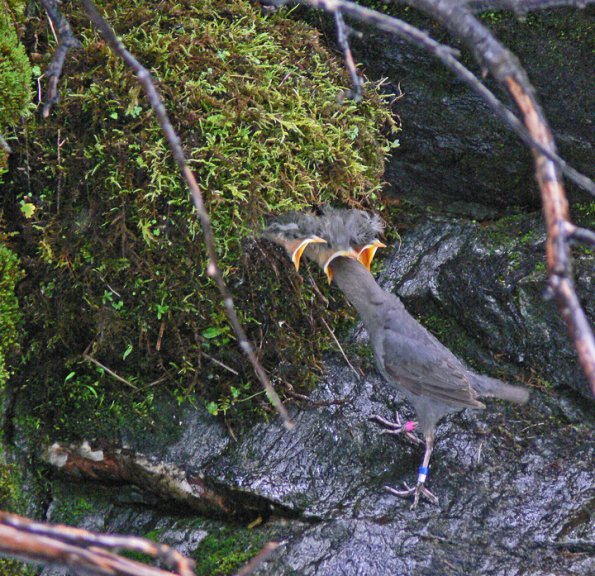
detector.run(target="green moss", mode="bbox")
[571,201,595,227]
[479,11,506,25]
[193,525,272,576]
[0,239,25,390]
[50,494,96,525]
[534,261,546,274]
[0,558,36,576]
[4,0,396,437]
[119,529,163,563]
[0,1,32,129]
[0,461,20,510]
[0,1,32,182]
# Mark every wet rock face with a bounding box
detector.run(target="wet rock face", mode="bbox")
[38,209,592,576]
[214,368,592,575]
[348,8,593,213]
[40,358,594,576]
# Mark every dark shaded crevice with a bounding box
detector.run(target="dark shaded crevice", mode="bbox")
[42,441,318,523]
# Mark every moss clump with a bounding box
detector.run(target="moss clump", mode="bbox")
[0,238,25,390]
[0,1,32,181]
[193,526,272,576]
[0,2,31,129]
[5,0,396,438]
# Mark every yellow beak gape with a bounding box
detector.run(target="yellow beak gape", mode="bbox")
[323,249,359,283]
[357,240,386,271]
[291,236,327,271]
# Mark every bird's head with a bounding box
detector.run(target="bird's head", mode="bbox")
[318,207,386,273]
[263,208,386,282]
[262,211,328,272]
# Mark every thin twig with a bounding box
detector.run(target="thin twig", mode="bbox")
[307,269,330,306]
[565,223,595,247]
[334,11,363,101]
[201,350,240,376]
[83,353,139,390]
[38,0,81,117]
[233,541,281,576]
[286,389,348,406]
[320,316,363,380]
[466,0,593,14]
[79,0,292,428]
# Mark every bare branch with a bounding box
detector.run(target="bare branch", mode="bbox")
[83,353,139,390]
[321,316,363,380]
[565,224,595,247]
[38,0,81,117]
[0,511,195,576]
[74,0,292,427]
[285,0,594,390]
[466,0,594,14]
[233,542,281,576]
[334,11,363,101]
[0,508,277,576]
[404,0,594,391]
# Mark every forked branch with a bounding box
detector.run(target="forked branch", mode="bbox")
[0,511,278,576]
[0,511,195,576]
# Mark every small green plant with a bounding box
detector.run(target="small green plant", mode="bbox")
[206,383,264,417]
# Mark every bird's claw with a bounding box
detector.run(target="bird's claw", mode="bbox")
[384,482,439,509]
[369,413,423,445]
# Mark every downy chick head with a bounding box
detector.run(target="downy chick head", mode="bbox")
[262,211,326,271]
[317,207,386,272]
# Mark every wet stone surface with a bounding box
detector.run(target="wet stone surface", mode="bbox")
[39,212,593,575]
[346,8,594,214]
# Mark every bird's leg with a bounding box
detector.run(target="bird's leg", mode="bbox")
[385,433,439,510]
[369,413,422,444]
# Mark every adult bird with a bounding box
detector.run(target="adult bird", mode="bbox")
[263,208,529,509]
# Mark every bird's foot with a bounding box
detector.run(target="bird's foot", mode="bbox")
[369,413,422,444]
[384,481,439,510]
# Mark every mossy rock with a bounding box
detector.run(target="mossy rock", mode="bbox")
[0,1,31,127]
[193,525,275,576]
[0,238,24,391]
[0,0,33,180]
[4,0,396,439]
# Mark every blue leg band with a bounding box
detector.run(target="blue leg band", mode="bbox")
[418,466,429,483]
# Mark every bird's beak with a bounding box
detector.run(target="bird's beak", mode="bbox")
[323,249,359,283]
[357,240,386,271]
[289,236,327,271]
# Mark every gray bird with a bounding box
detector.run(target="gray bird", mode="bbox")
[263,208,529,509]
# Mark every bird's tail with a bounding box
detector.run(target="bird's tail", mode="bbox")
[472,374,529,404]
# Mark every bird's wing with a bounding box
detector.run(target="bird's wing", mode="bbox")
[380,309,484,409]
